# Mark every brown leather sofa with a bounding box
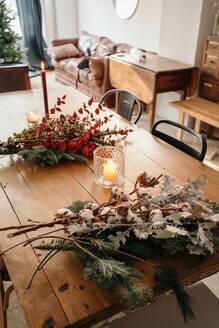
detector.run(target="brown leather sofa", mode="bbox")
[50,31,131,102]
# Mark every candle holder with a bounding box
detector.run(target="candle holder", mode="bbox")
[93,146,125,188]
[25,110,40,128]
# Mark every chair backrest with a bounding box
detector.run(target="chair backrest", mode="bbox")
[99,89,142,124]
[152,120,207,162]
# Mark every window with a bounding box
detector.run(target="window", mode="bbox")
[5,0,22,36]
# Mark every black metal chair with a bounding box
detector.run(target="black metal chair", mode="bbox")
[0,258,13,328]
[151,120,207,162]
[99,89,142,124]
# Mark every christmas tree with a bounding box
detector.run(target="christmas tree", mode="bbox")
[0,0,22,63]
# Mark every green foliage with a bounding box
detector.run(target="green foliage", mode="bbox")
[152,237,187,255]
[213,236,219,250]
[35,236,196,318]
[18,146,87,166]
[68,201,86,214]
[155,267,195,322]
[0,0,22,63]
[122,285,153,308]
[36,240,153,309]
[210,202,219,214]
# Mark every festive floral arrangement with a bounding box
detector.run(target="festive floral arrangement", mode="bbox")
[0,96,132,165]
[1,172,219,322]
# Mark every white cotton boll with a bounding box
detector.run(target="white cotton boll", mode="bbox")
[85,202,99,211]
[120,192,130,201]
[99,207,111,216]
[107,216,121,224]
[211,214,219,222]
[138,188,149,196]
[126,209,135,222]
[133,216,144,224]
[79,209,94,221]
[126,209,137,222]
[56,208,74,219]
[112,187,122,197]
[181,202,192,212]
[149,209,163,223]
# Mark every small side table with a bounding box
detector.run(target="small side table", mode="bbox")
[0,63,31,93]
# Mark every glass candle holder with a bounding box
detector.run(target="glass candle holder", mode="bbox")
[25,110,40,128]
[93,146,125,188]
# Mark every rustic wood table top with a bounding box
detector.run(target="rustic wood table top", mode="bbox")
[0,86,219,328]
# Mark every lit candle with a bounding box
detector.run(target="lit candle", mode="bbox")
[103,159,118,182]
[26,112,40,124]
[41,61,49,118]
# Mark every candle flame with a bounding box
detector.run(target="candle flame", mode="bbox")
[41,61,45,71]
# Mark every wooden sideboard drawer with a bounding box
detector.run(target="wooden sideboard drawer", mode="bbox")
[199,75,219,102]
[202,65,218,78]
[207,39,219,51]
[204,53,218,68]
[157,72,190,92]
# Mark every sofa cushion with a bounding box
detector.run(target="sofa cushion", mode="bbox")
[64,57,85,78]
[95,37,117,57]
[78,31,100,55]
[79,68,90,85]
[47,44,81,62]
[89,57,104,86]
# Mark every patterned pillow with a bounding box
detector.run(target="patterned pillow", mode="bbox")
[47,44,81,62]
[95,37,117,57]
[78,31,100,56]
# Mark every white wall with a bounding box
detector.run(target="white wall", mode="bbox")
[157,0,214,120]
[42,0,79,45]
[41,0,57,46]
[159,0,203,65]
[77,0,163,53]
[54,0,78,38]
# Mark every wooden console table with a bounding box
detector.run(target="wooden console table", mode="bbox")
[109,54,198,128]
[0,64,31,93]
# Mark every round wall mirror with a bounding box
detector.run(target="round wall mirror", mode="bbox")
[113,0,139,20]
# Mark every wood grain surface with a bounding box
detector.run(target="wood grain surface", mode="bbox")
[0,86,219,328]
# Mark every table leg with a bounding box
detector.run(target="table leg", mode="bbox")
[194,119,201,133]
[149,97,157,131]
[177,111,186,140]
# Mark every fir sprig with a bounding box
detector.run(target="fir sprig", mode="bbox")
[155,267,195,322]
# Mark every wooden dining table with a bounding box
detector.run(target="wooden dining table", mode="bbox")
[0,86,219,328]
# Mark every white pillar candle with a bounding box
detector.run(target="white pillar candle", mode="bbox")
[103,159,118,182]
[26,112,40,124]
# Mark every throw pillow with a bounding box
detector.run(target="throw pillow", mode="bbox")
[47,43,81,62]
[78,31,99,55]
[89,57,104,86]
[95,37,117,57]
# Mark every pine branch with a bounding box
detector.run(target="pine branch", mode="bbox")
[155,267,195,322]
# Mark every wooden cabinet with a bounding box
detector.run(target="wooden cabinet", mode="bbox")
[199,35,219,101]
[0,64,31,93]
[110,54,198,128]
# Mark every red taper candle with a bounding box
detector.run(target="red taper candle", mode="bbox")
[41,61,49,118]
